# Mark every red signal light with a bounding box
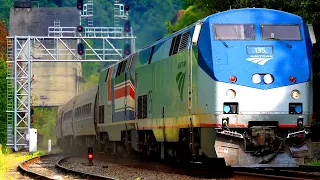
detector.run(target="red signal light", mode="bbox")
[124,20,131,32]
[289,76,296,83]
[88,153,93,159]
[87,147,93,165]
[124,43,131,55]
[124,5,130,11]
[77,25,83,32]
[77,43,84,55]
[77,0,83,10]
[229,75,237,83]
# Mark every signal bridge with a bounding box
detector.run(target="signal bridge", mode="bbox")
[6,0,136,152]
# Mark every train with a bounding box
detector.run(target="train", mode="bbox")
[56,8,317,168]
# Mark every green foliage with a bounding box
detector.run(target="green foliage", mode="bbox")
[119,0,182,48]
[0,0,13,27]
[179,0,320,24]
[308,159,320,166]
[0,59,6,145]
[82,70,100,89]
[32,107,57,145]
[166,6,209,34]
[0,150,44,179]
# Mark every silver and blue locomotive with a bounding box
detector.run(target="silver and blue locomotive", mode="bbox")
[56,8,317,168]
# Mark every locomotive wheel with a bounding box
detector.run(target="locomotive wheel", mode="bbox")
[177,144,192,164]
[205,158,231,178]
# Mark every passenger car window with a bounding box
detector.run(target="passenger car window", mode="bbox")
[213,24,255,40]
[261,25,301,40]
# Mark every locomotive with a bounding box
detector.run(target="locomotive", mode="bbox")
[56,8,317,168]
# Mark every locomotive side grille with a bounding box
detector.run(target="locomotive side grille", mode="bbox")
[137,96,142,119]
[178,31,190,52]
[137,95,148,119]
[143,95,148,118]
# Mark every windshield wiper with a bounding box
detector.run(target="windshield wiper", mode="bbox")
[215,32,229,48]
[264,37,292,48]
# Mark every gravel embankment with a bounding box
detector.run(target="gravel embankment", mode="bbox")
[25,154,87,180]
[61,156,209,180]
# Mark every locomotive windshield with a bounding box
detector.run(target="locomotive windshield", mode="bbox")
[213,24,256,40]
[213,24,255,40]
[261,25,301,40]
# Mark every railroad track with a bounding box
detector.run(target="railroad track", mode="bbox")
[188,164,320,180]
[60,151,320,180]
[18,151,320,180]
[232,166,320,180]
[18,153,116,180]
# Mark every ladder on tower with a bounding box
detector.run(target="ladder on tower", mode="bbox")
[54,20,60,37]
[87,0,94,27]
[6,38,14,146]
[114,0,121,26]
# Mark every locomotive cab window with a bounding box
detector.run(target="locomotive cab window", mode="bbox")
[261,24,301,40]
[213,24,255,40]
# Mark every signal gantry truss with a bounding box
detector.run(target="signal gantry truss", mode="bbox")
[7,0,136,152]
[6,34,136,151]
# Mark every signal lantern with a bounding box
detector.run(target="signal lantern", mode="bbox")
[124,43,131,55]
[87,147,93,165]
[77,43,84,55]
[124,20,131,32]
[124,5,130,11]
[77,0,83,10]
[77,25,83,32]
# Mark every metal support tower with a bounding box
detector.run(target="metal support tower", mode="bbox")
[114,0,135,55]
[114,0,128,27]
[6,35,136,151]
[6,39,14,145]
[81,0,94,27]
[7,0,137,150]
[53,20,60,36]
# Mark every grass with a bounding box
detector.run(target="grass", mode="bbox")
[308,160,320,166]
[0,145,44,180]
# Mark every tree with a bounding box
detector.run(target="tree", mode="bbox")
[0,20,7,61]
[32,107,57,146]
[0,20,7,145]
[0,59,7,145]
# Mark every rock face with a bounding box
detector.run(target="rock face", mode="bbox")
[9,7,80,36]
[9,7,82,107]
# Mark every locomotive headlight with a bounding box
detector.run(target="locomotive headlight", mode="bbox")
[264,74,274,84]
[226,89,236,99]
[252,74,261,84]
[291,89,300,99]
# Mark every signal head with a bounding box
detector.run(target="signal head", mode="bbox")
[87,147,93,161]
[124,43,131,55]
[77,43,84,55]
[77,0,83,10]
[77,25,83,32]
[124,5,130,11]
[124,20,131,32]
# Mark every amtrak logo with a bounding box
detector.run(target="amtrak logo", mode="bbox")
[246,55,273,65]
[176,71,186,101]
